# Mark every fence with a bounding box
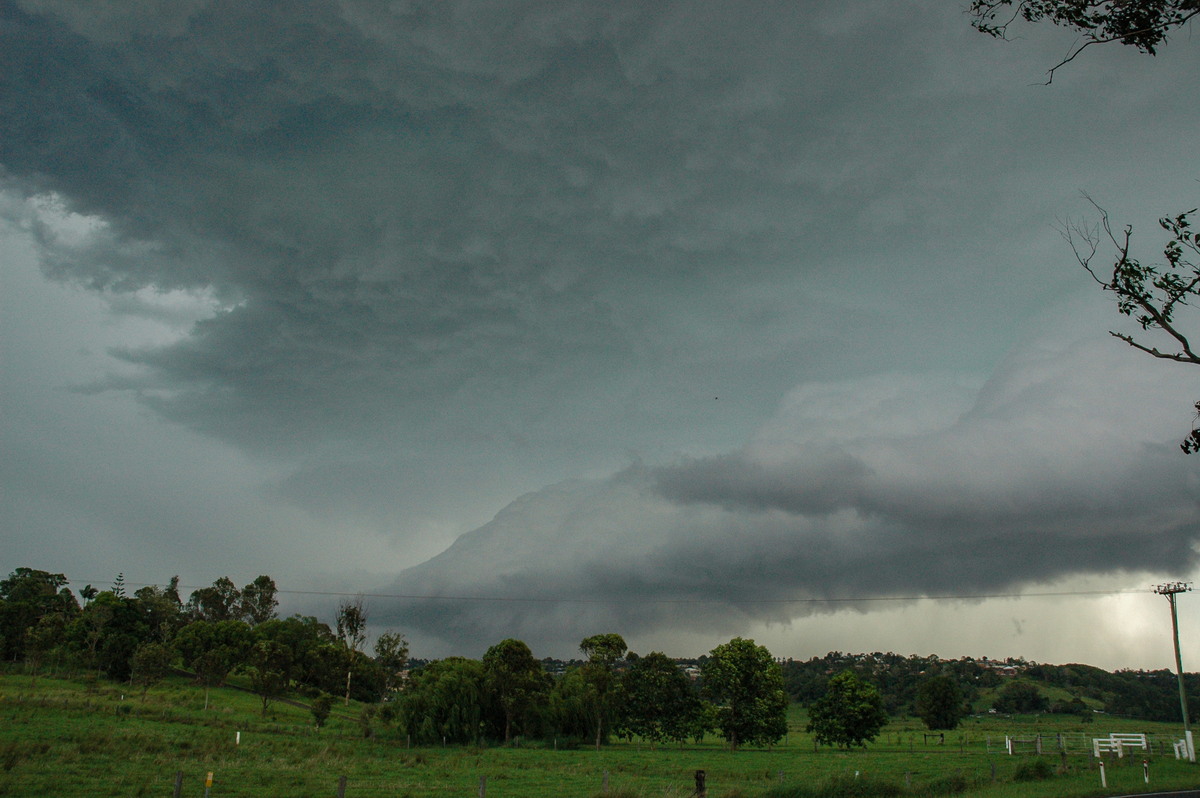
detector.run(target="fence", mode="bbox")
[987,732,1171,758]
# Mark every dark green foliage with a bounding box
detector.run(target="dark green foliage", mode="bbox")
[616,651,708,746]
[175,619,253,707]
[1013,758,1054,782]
[310,694,332,729]
[246,639,293,715]
[807,670,888,749]
[702,637,788,750]
[579,632,627,750]
[130,641,174,700]
[239,576,279,626]
[482,638,550,743]
[915,675,965,730]
[991,680,1049,714]
[0,568,78,662]
[374,631,409,696]
[398,657,486,745]
[186,577,241,622]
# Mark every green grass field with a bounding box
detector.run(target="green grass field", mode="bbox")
[2,671,1198,797]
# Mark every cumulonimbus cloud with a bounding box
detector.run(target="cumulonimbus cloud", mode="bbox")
[378,329,1200,651]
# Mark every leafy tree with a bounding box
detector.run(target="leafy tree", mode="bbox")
[24,613,68,686]
[915,675,965,730]
[130,641,175,701]
[311,694,333,730]
[246,638,293,716]
[374,631,409,697]
[807,670,889,749]
[398,657,486,745]
[239,575,279,626]
[336,596,368,705]
[992,680,1050,714]
[187,577,241,622]
[701,637,788,750]
[175,619,253,709]
[0,568,79,662]
[483,638,550,743]
[969,0,1200,82]
[133,579,184,643]
[256,615,337,687]
[547,666,593,742]
[618,651,709,747]
[970,0,1200,447]
[579,632,628,750]
[1063,200,1200,451]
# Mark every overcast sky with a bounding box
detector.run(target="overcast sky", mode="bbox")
[3,0,1199,670]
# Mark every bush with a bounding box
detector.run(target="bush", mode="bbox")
[1013,758,1053,782]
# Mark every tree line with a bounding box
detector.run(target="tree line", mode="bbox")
[783,651,1200,726]
[6,567,1194,749]
[0,568,799,748]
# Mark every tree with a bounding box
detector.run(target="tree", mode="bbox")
[130,641,175,701]
[1063,199,1200,451]
[239,575,279,626]
[398,657,487,745]
[311,694,333,731]
[579,632,628,750]
[483,638,549,744]
[618,651,709,747]
[807,670,889,749]
[336,596,368,705]
[0,568,79,662]
[969,1,1200,446]
[187,577,241,622]
[246,638,293,716]
[701,637,788,750]
[175,619,253,709]
[969,0,1200,82]
[133,580,184,643]
[915,675,966,731]
[992,680,1050,714]
[374,631,409,697]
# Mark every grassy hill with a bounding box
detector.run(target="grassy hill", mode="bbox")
[3,668,1199,798]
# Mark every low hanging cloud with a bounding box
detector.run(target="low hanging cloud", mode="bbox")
[380,329,1200,651]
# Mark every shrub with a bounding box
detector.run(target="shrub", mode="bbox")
[1013,758,1053,781]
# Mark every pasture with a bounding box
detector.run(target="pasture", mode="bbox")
[1,671,1197,797]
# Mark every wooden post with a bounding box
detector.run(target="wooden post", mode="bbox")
[337,775,347,798]
[694,769,706,797]
[173,771,183,798]
[478,775,487,797]
[602,770,609,792]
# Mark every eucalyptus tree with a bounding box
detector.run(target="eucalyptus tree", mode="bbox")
[579,633,627,750]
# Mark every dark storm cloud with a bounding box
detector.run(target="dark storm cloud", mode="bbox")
[378,330,1200,651]
[5,0,1200,657]
[1,0,1142,456]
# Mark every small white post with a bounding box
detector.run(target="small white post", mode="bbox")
[235,731,240,746]
[1098,760,1106,789]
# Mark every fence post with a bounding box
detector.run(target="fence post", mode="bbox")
[337,775,347,798]
[694,769,706,797]
[173,771,183,798]
[478,775,487,797]
[603,770,609,792]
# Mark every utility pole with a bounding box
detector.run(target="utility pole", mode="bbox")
[1154,581,1194,762]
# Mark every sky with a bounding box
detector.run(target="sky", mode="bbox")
[2,0,1199,670]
